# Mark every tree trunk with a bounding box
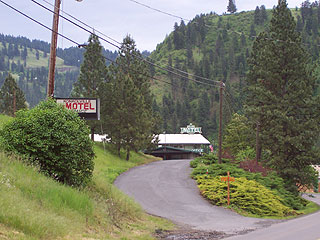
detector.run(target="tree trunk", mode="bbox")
[126,148,130,161]
[117,143,121,157]
[91,127,94,141]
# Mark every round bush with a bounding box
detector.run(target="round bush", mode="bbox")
[0,99,95,187]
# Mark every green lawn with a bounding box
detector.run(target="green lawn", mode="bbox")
[0,114,174,239]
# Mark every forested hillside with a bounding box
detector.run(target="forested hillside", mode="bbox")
[0,34,118,107]
[150,2,320,141]
[1,2,320,141]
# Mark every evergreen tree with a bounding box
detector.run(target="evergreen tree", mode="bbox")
[260,5,268,23]
[245,0,320,192]
[72,34,108,140]
[254,6,261,25]
[227,0,237,14]
[21,46,28,61]
[249,24,257,39]
[0,73,27,116]
[104,36,157,160]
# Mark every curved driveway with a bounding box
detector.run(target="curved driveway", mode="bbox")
[114,160,279,234]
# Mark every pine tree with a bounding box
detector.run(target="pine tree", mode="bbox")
[227,0,237,14]
[254,6,261,25]
[245,0,320,191]
[260,5,268,24]
[104,36,157,160]
[72,34,108,140]
[0,73,27,116]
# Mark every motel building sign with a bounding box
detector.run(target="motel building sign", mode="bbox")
[147,123,211,160]
[180,123,202,135]
[56,98,100,120]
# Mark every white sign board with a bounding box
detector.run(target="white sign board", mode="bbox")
[180,123,202,134]
[56,98,100,120]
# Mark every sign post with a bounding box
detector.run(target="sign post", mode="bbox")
[220,171,235,206]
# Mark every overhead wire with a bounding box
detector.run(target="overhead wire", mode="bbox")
[0,0,79,46]
[40,0,122,47]
[126,0,320,51]
[0,0,220,93]
[31,0,121,50]
[36,0,222,86]
[127,0,190,22]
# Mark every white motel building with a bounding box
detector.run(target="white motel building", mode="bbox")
[148,123,211,160]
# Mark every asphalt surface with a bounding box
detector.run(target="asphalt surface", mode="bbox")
[224,194,320,240]
[114,159,279,234]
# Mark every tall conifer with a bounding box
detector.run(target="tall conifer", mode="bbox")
[72,34,108,140]
[246,0,320,191]
[227,0,237,14]
[0,74,27,116]
[104,36,157,160]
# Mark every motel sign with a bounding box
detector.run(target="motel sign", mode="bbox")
[56,98,100,120]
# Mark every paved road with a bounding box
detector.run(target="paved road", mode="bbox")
[224,194,320,240]
[114,160,279,234]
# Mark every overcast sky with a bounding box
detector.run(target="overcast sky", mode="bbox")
[0,0,305,52]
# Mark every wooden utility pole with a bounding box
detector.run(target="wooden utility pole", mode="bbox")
[47,0,61,98]
[218,81,224,164]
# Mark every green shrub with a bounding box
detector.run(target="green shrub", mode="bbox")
[190,153,230,168]
[223,113,255,156]
[190,160,307,210]
[235,146,255,163]
[0,99,95,187]
[197,176,295,217]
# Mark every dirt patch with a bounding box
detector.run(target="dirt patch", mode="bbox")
[154,229,231,240]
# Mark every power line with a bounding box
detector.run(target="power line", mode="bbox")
[126,0,320,51]
[32,0,222,87]
[127,0,190,22]
[40,0,122,47]
[0,0,220,92]
[0,0,79,46]
[31,0,121,50]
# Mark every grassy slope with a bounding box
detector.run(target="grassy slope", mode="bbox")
[0,115,174,240]
[0,42,77,71]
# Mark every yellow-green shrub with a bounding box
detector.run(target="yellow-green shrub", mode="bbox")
[197,175,296,217]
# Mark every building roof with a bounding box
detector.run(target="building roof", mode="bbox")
[158,134,210,145]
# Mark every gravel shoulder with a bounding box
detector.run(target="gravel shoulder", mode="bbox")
[114,159,280,235]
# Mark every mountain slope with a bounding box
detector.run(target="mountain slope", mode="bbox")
[149,5,320,140]
[0,34,117,107]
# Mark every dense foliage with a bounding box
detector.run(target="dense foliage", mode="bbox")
[0,33,118,108]
[0,99,95,187]
[71,34,108,140]
[197,176,294,217]
[103,36,158,160]
[227,0,237,14]
[245,0,320,190]
[0,73,27,116]
[223,113,255,156]
[150,1,320,145]
[190,155,311,210]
